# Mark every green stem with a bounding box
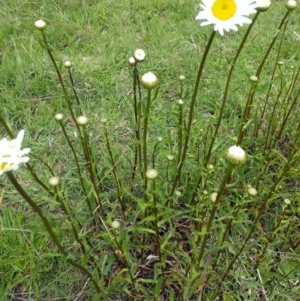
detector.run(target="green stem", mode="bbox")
[67,68,83,113]
[6,172,101,293]
[196,163,234,266]
[82,128,105,218]
[177,104,183,165]
[143,88,152,194]
[103,125,126,220]
[169,30,216,196]
[205,12,260,165]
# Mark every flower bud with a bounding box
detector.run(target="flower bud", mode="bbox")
[250,75,258,82]
[284,198,291,205]
[35,19,46,30]
[167,155,174,161]
[248,187,258,196]
[178,99,184,106]
[134,49,146,62]
[286,0,297,9]
[256,0,271,12]
[64,61,72,68]
[55,113,64,121]
[146,169,158,180]
[141,72,158,89]
[128,57,136,66]
[210,192,218,203]
[175,190,181,196]
[76,116,88,126]
[49,177,59,186]
[112,220,120,229]
[226,145,246,165]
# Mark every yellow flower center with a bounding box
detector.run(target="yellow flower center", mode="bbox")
[0,162,8,171]
[212,0,237,21]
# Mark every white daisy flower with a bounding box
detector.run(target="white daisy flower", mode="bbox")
[0,130,30,175]
[196,0,258,35]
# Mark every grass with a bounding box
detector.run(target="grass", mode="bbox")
[1,0,300,300]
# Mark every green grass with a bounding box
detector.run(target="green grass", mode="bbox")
[1,0,300,300]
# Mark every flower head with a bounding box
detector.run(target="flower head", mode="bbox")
[146,169,158,180]
[250,75,258,82]
[248,187,258,196]
[141,72,158,89]
[286,0,297,10]
[256,0,271,12]
[35,19,46,30]
[64,61,72,68]
[178,99,184,105]
[55,113,64,121]
[76,116,88,126]
[167,155,174,161]
[134,49,146,62]
[49,177,60,186]
[196,0,258,35]
[128,57,136,66]
[226,145,246,165]
[112,220,121,229]
[0,130,30,175]
[210,192,218,202]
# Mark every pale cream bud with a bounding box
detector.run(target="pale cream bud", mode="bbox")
[146,169,158,180]
[55,113,64,121]
[76,116,88,126]
[112,220,120,229]
[286,0,297,9]
[64,61,72,68]
[128,57,136,66]
[256,0,271,12]
[210,192,218,203]
[134,49,146,62]
[226,145,246,165]
[248,187,258,196]
[141,72,158,89]
[49,177,59,186]
[250,75,258,82]
[178,99,184,105]
[35,19,46,30]
[175,190,181,196]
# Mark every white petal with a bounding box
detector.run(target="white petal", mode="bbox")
[16,130,25,147]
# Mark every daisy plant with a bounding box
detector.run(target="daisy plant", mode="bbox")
[1,1,300,300]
